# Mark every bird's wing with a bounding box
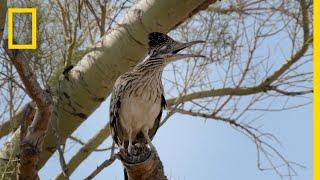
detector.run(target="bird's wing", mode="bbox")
[109,80,126,147]
[149,94,166,140]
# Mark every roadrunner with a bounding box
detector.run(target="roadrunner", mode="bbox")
[110,32,205,154]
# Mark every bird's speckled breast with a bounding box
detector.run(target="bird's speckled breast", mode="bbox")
[118,73,163,141]
[119,90,161,141]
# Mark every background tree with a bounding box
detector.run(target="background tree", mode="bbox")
[0,0,313,179]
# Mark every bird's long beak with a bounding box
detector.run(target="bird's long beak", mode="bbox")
[172,40,206,54]
[165,40,206,62]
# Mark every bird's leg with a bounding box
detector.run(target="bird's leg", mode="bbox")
[110,141,115,158]
[116,141,126,155]
[142,128,156,152]
[127,129,134,155]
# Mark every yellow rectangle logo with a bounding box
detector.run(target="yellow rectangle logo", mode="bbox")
[7,8,37,49]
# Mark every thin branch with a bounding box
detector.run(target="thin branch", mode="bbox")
[69,135,113,152]
[84,154,117,180]
[57,146,69,180]
[166,32,312,106]
[56,123,110,179]
[270,87,313,96]
[173,107,304,179]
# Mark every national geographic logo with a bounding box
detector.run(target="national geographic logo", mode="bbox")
[7,8,37,49]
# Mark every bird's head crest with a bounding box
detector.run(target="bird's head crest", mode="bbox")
[147,32,175,56]
[147,32,206,61]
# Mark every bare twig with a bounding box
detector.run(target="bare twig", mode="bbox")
[84,154,117,180]
[57,146,69,179]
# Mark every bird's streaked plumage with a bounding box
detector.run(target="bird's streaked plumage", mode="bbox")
[109,32,205,153]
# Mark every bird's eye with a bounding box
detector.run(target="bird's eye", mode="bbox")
[159,45,167,52]
[148,49,155,56]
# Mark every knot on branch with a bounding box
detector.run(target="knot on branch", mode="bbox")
[119,144,167,180]
[261,85,272,92]
[20,140,40,158]
[119,144,151,164]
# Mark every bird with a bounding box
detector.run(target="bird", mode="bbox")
[109,32,205,154]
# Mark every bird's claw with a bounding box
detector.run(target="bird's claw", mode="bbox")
[148,142,157,153]
[128,144,134,155]
[128,144,142,156]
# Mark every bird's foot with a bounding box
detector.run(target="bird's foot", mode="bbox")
[128,144,134,155]
[129,144,144,156]
[148,142,157,153]
[135,143,144,148]
[141,129,157,153]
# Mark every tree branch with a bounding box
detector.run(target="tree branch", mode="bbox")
[4,47,53,179]
[56,123,110,179]
[84,143,166,180]
[69,135,113,152]
[166,36,312,106]
[0,102,36,139]
[84,154,117,180]
[172,108,304,178]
